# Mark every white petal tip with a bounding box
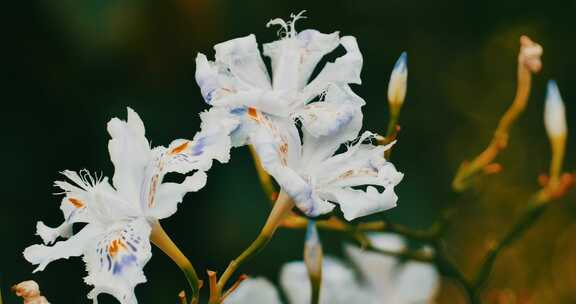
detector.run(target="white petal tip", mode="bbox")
[388,52,408,107]
[544,80,567,138]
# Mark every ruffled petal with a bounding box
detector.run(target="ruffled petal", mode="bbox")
[24,223,103,272]
[146,172,207,219]
[302,36,363,102]
[307,132,402,220]
[214,34,271,90]
[107,108,152,205]
[323,185,397,221]
[40,171,130,245]
[280,258,376,304]
[250,121,333,217]
[224,278,282,304]
[298,86,364,171]
[195,53,233,104]
[293,85,364,139]
[84,218,152,304]
[295,29,340,89]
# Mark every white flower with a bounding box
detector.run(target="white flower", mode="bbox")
[24,108,231,304]
[224,278,283,304]
[227,234,438,304]
[345,233,440,304]
[195,12,402,220]
[544,80,567,139]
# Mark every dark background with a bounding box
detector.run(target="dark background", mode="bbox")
[3,0,576,303]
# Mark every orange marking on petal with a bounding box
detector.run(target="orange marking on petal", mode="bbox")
[108,239,127,258]
[68,198,84,208]
[247,107,259,121]
[171,141,190,155]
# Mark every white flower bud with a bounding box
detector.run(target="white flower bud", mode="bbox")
[387,52,408,107]
[544,80,567,139]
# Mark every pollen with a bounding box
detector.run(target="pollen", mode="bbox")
[68,198,84,208]
[170,141,190,155]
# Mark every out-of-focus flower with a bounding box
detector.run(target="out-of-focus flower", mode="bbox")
[195,12,402,219]
[544,80,567,140]
[345,233,440,304]
[224,278,282,304]
[387,52,408,109]
[227,233,438,304]
[11,280,50,304]
[23,108,230,304]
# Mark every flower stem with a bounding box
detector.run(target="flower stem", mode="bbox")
[213,191,294,302]
[452,36,541,192]
[150,221,201,304]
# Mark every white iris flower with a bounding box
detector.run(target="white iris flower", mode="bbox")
[23,108,233,304]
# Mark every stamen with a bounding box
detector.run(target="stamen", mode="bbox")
[266,10,307,38]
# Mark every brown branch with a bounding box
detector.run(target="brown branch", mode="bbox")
[452,36,542,192]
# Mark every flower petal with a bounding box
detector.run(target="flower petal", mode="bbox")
[395,261,440,303]
[264,36,301,92]
[146,171,207,219]
[322,185,397,221]
[224,278,282,304]
[280,258,376,304]
[24,223,102,272]
[296,30,340,89]
[214,34,271,90]
[107,108,152,205]
[84,218,152,304]
[345,234,439,303]
[250,122,333,217]
[295,85,363,139]
[302,36,363,102]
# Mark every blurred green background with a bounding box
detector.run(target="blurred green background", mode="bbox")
[3,0,576,303]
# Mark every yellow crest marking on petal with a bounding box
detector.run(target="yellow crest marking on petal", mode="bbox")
[68,198,84,208]
[170,141,190,155]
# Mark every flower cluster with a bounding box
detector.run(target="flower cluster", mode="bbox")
[22,12,403,304]
[226,234,439,304]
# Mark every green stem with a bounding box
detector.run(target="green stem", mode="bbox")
[150,222,201,303]
[214,192,294,302]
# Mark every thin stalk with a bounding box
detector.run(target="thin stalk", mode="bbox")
[473,203,547,291]
[150,222,201,304]
[452,36,542,191]
[213,192,294,302]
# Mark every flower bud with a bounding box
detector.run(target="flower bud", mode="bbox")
[544,80,567,139]
[387,52,408,109]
